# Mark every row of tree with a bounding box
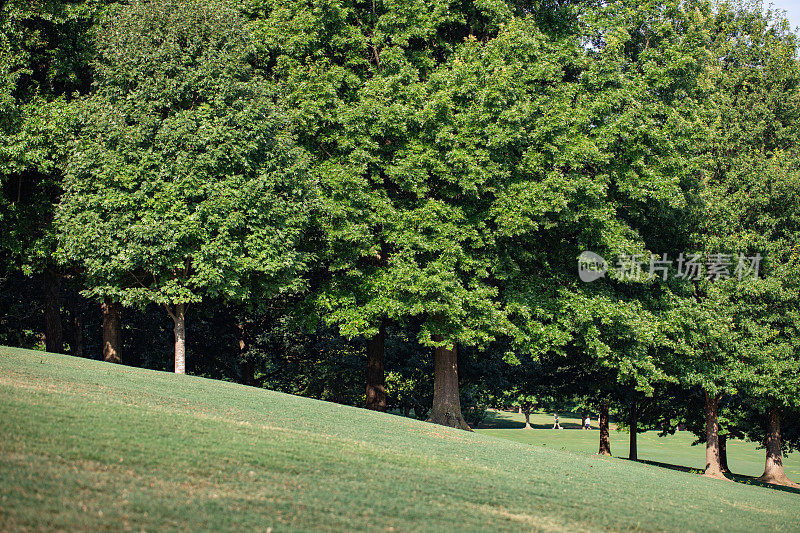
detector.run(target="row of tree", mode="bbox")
[1,0,798,485]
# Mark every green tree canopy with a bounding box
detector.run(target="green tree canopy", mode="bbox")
[57,0,312,372]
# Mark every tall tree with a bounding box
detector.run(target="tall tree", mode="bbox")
[685,0,800,482]
[0,0,108,352]
[249,0,545,427]
[57,0,311,373]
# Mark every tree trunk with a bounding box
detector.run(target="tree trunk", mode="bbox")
[365,322,387,411]
[718,430,729,473]
[101,300,122,364]
[629,399,638,461]
[757,408,797,486]
[703,391,725,479]
[237,322,255,386]
[67,296,84,358]
[599,402,611,456]
[171,303,186,374]
[427,338,471,431]
[523,405,532,429]
[43,268,63,353]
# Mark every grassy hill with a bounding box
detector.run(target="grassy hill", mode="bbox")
[1,346,798,532]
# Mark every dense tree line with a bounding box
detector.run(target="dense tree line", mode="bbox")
[1,0,798,486]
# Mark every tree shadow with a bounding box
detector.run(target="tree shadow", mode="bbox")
[626,458,800,495]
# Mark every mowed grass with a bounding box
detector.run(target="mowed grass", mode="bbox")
[477,411,800,481]
[1,347,798,532]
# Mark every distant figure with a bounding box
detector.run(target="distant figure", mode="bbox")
[584,416,591,430]
[553,414,562,430]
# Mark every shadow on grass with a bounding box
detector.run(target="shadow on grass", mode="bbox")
[627,458,800,495]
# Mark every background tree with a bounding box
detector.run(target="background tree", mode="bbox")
[58,0,311,373]
[0,0,113,353]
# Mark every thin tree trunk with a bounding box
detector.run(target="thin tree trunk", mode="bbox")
[427,338,471,431]
[365,322,387,411]
[703,391,725,479]
[718,430,729,473]
[237,322,255,386]
[599,401,611,456]
[101,300,122,364]
[629,399,638,461]
[523,405,532,429]
[43,268,63,353]
[67,296,84,358]
[170,303,186,374]
[757,408,797,486]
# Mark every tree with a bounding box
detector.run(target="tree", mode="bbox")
[249,0,548,427]
[0,0,109,353]
[57,0,311,373]
[682,0,800,482]
[492,0,711,457]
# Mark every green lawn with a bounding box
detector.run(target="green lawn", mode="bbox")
[1,346,798,532]
[476,410,800,480]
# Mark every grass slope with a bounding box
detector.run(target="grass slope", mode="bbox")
[1,346,798,532]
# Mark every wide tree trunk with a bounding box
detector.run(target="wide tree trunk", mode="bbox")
[523,404,532,429]
[427,339,471,431]
[703,391,725,479]
[365,322,387,411]
[101,300,122,364]
[67,296,84,358]
[718,430,729,473]
[757,408,797,486]
[43,268,63,353]
[629,400,638,461]
[170,303,186,374]
[599,402,611,456]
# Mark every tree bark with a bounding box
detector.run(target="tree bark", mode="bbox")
[101,300,122,364]
[757,408,797,486]
[43,268,63,353]
[599,401,611,456]
[523,404,532,429]
[703,391,726,479]
[170,303,186,374]
[718,430,729,473]
[365,322,387,411]
[629,399,638,461]
[67,296,84,358]
[427,338,471,431]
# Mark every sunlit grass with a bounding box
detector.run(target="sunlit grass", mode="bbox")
[1,346,798,531]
